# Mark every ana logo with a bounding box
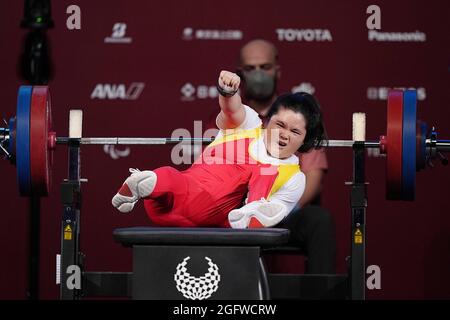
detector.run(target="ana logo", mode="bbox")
[291,82,315,95]
[180,83,218,101]
[104,23,132,43]
[103,145,130,159]
[174,256,221,300]
[91,82,145,100]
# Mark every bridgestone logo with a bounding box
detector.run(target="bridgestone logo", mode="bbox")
[276,28,333,42]
[368,30,426,42]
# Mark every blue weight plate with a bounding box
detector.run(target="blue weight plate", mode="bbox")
[402,90,417,201]
[16,86,33,196]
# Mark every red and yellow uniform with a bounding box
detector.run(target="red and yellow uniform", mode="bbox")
[144,106,305,227]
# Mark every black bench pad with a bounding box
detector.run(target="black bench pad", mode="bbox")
[113,227,290,247]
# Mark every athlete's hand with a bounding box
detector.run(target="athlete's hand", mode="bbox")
[218,70,240,93]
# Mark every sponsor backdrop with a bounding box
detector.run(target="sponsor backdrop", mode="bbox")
[0,0,449,299]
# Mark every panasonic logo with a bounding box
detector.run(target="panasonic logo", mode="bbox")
[368,30,426,42]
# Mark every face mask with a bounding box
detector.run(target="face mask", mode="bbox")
[242,69,276,101]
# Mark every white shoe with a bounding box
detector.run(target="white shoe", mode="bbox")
[112,168,157,213]
[228,199,288,229]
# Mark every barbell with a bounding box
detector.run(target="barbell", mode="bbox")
[0,85,449,200]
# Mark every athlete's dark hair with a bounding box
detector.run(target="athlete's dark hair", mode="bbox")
[267,92,328,153]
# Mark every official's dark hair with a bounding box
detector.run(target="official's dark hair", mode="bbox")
[266,92,328,153]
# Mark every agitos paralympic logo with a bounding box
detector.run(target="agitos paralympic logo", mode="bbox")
[174,256,221,300]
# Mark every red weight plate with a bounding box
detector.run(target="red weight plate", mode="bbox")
[30,86,51,196]
[47,90,53,183]
[386,90,404,200]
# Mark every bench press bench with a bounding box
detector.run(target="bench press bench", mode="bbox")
[112,227,347,300]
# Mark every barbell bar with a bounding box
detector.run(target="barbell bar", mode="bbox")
[54,137,379,147]
[0,86,448,199]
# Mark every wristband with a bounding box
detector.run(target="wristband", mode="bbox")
[217,83,238,97]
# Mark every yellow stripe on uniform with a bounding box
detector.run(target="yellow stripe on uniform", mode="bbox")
[208,126,301,198]
[267,165,301,198]
[208,127,262,147]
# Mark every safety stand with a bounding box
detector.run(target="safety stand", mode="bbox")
[59,138,83,299]
[348,141,367,300]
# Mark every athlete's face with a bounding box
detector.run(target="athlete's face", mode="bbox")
[264,107,306,159]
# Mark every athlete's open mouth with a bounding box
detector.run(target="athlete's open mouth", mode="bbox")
[278,141,287,147]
